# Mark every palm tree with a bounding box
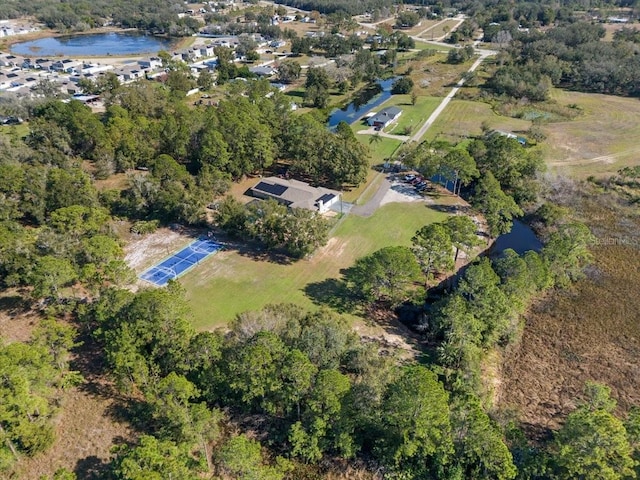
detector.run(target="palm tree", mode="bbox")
[369,133,383,145]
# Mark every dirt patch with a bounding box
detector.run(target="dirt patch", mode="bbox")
[0,292,38,343]
[124,227,193,272]
[353,308,425,361]
[313,237,348,263]
[547,148,640,167]
[12,385,133,480]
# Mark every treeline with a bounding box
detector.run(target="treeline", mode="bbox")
[51,249,638,480]
[489,22,640,99]
[81,285,518,479]
[0,137,133,299]
[340,225,612,478]
[1,320,79,472]
[274,0,392,15]
[0,0,200,34]
[23,78,368,225]
[431,221,593,379]
[400,130,543,236]
[0,76,370,301]
[216,197,331,258]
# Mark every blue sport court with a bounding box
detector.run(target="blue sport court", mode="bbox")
[140,238,222,287]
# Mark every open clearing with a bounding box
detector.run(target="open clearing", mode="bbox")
[423,98,531,142]
[540,90,640,178]
[13,383,133,479]
[383,95,442,135]
[419,18,464,40]
[181,197,455,329]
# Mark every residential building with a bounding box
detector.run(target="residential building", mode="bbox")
[368,106,403,128]
[249,177,341,213]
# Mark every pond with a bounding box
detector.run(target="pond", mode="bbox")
[10,32,176,57]
[327,77,397,127]
[491,220,543,256]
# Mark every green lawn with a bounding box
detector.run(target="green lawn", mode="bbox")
[0,123,29,139]
[182,201,449,329]
[360,135,403,164]
[423,99,531,142]
[343,95,442,202]
[420,18,462,40]
[412,41,453,51]
[383,95,442,135]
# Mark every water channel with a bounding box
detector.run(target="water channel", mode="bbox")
[327,77,397,127]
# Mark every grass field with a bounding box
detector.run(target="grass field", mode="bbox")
[182,201,450,329]
[0,123,29,138]
[422,99,531,142]
[398,19,440,36]
[352,133,402,167]
[383,95,442,135]
[540,89,640,179]
[407,53,470,97]
[419,18,463,40]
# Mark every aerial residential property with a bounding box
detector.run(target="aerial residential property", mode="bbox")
[1,1,639,479]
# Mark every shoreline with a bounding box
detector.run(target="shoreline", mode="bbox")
[1,26,191,59]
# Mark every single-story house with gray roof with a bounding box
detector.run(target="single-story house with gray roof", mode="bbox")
[368,106,402,129]
[250,65,277,77]
[249,177,340,213]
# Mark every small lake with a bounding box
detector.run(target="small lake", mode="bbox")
[10,32,176,57]
[328,77,397,127]
[427,176,542,256]
[492,220,543,256]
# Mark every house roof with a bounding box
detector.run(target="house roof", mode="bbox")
[250,177,340,211]
[378,106,402,117]
[249,65,276,76]
[369,106,402,125]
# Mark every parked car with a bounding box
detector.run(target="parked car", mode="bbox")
[415,183,428,192]
[404,173,416,182]
[410,177,423,185]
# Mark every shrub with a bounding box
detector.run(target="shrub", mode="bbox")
[391,77,414,95]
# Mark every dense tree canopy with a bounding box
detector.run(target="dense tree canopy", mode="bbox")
[0,0,200,34]
[489,22,640,98]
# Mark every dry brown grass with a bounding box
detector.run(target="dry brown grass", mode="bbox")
[93,172,129,192]
[12,384,133,479]
[498,190,640,438]
[541,90,640,179]
[407,53,471,97]
[1,306,134,479]
[0,291,39,344]
[601,22,639,41]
